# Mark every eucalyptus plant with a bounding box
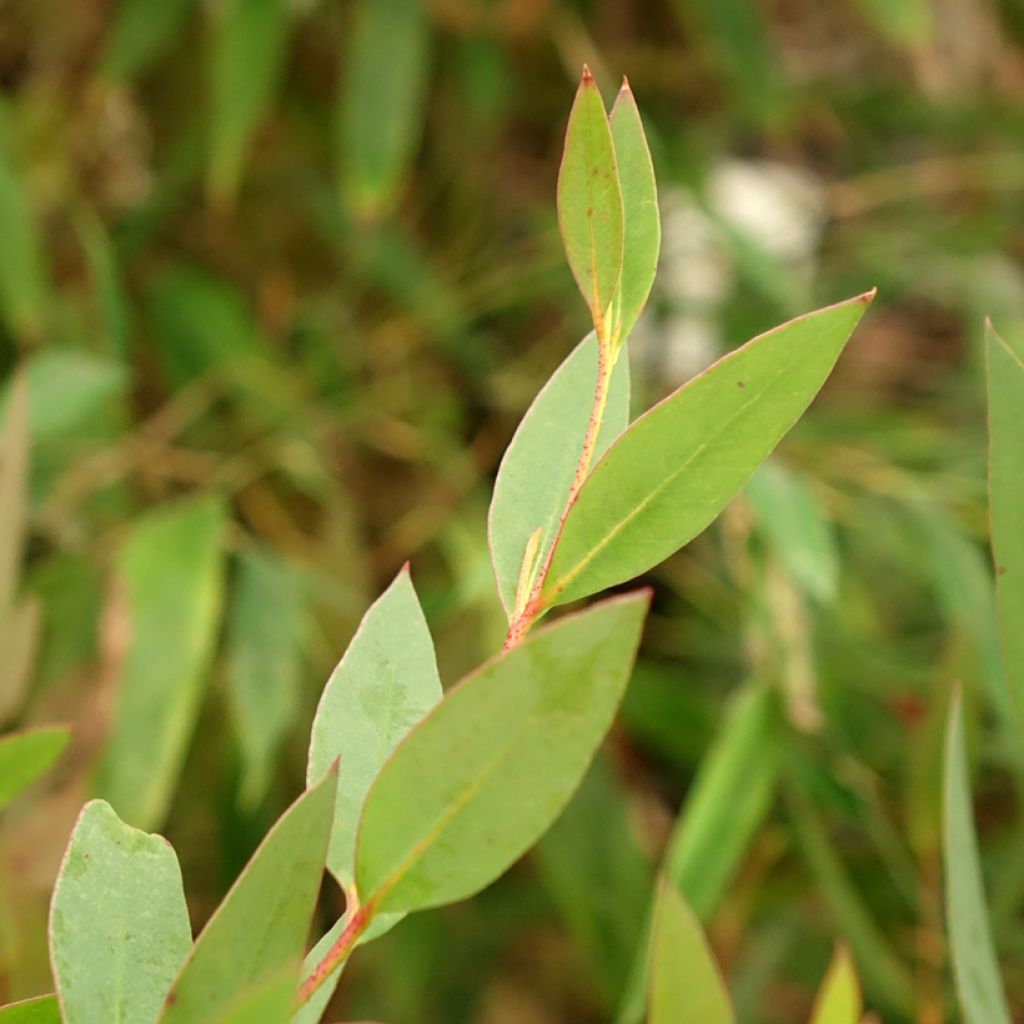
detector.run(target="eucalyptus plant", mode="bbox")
[0,70,876,1023]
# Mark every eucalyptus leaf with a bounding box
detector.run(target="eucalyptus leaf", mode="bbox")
[0,727,69,812]
[0,996,60,1023]
[809,946,862,1024]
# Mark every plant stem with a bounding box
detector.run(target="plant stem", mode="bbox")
[295,900,375,1008]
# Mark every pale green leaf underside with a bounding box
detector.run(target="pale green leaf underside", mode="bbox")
[50,800,192,1024]
[159,765,338,1023]
[0,995,60,1023]
[648,877,734,1024]
[543,293,873,607]
[308,568,442,892]
[943,694,1012,1024]
[809,947,862,1024]
[0,727,69,811]
[489,332,630,614]
[355,591,649,914]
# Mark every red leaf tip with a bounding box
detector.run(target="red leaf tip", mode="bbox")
[620,75,632,92]
[581,64,593,83]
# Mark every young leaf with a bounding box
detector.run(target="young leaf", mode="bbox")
[0,996,60,1023]
[159,765,338,1023]
[355,590,649,914]
[648,877,734,1024]
[0,727,69,812]
[809,946,862,1024]
[943,692,1012,1024]
[336,0,432,219]
[542,293,873,608]
[93,495,227,829]
[49,800,192,1024]
[609,81,659,344]
[557,67,624,335]
[489,332,630,615]
[228,548,306,809]
[986,323,1024,724]
[308,567,442,892]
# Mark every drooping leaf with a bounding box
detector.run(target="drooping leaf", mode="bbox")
[647,877,734,1024]
[809,946,862,1024]
[309,567,442,892]
[0,727,69,812]
[93,495,227,829]
[986,324,1024,727]
[228,548,306,809]
[336,0,432,219]
[557,67,624,336]
[101,0,197,81]
[158,765,338,1023]
[489,332,630,615]
[208,0,291,205]
[355,590,649,914]
[49,800,192,1024]
[609,82,659,344]
[943,692,1012,1024]
[0,995,60,1023]
[542,294,873,608]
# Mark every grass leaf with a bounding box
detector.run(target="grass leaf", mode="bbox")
[0,727,69,812]
[809,946,862,1024]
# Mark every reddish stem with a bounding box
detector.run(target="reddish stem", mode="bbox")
[296,900,374,1008]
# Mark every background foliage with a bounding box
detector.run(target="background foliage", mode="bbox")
[2,0,1024,1020]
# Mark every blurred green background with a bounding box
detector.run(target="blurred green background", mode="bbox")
[2,0,1024,1020]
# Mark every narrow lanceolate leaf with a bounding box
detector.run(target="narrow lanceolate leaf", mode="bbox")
[355,591,649,914]
[159,765,338,1023]
[0,727,69,811]
[309,567,442,892]
[489,332,630,615]
[557,67,624,335]
[943,693,1012,1024]
[986,324,1024,725]
[0,995,60,1022]
[809,946,862,1024]
[609,81,659,345]
[94,496,227,829]
[50,800,192,1024]
[207,970,295,1024]
[648,877,734,1024]
[542,294,873,608]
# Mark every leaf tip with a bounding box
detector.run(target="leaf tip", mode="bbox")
[857,287,878,305]
[581,64,594,84]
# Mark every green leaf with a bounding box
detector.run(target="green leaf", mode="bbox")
[77,209,131,358]
[986,324,1024,728]
[852,0,933,48]
[0,371,28,612]
[228,548,306,809]
[355,590,649,914]
[608,82,659,344]
[49,800,192,1024]
[943,692,1012,1024]
[101,0,197,81]
[94,495,227,829]
[207,970,295,1024]
[557,67,624,335]
[647,877,734,1024]
[0,995,60,1023]
[489,332,630,615]
[208,0,291,206]
[809,946,862,1024]
[159,765,338,1023]
[0,727,69,812]
[337,0,432,220]
[542,293,873,608]
[309,567,441,893]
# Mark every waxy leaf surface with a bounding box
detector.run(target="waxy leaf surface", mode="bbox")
[489,332,630,615]
[543,294,872,607]
[158,765,338,1023]
[50,800,192,1024]
[0,727,69,811]
[355,591,649,914]
[809,947,862,1024]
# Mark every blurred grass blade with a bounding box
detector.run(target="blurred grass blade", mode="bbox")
[228,548,306,809]
[557,67,623,337]
[77,210,131,358]
[986,323,1024,726]
[542,294,873,609]
[159,765,338,1023]
[308,566,442,892]
[208,0,291,206]
[647,876,734,1024]
[0,372,28,612]
[0,996,60,1022]
[809,946,862,1024]
[355,591,648,914]
[489,332,630,616]
[609,81,659,345]
[943,692,1012,1024]
[50,800,192,1024]
[94,495,227,829]
[0,727,69,812]
[337,0,431,220]
[100,0,197,82]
